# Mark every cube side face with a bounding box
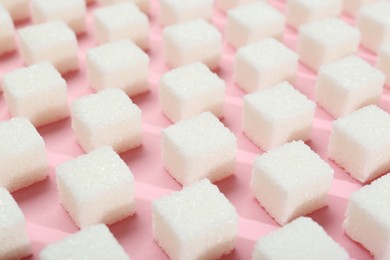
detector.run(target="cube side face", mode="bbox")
[160,0,212,26]
[162,133,188,185]
[0,7,16,55]
[234,54,260,93]
[286,1,311,29]
[1,0,29,22]
[218,0,257,11]
[227,15,251,49]
[159,80,183,122]
[297,32,327,71]
[377,45,390,87]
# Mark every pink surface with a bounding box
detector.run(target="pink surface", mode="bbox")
[0,1,388,259]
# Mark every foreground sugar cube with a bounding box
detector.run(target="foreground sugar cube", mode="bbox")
[71,89,142,153]
[162,112,237,185]
[0,188,31,259]
[328,105,390,183]
[358,1,390,53]
[243,82,315,151]
[153,179,238,260]
[56,146,135,228]
[163,19,222,69]
[343,173,390,260]
[0,0,29,21]
[31,0,86,34]
[234,38,298,93]
[217,0,257,11]
[160,0,213,26]
[253,217,348,260]
[159,62,226,122]
[227,2,285,48]
[0,118,48,192]
[286,0,343,29]
[2,62,69,127]
[251,141,334,225]
[343,0,377,17]
[297,18,361,72]
[0,5,16,56]
[18,21,79,75]
[40,224,130,260]
[377,43,390,87]
[87,39,149,96]
[93,2,149,49]
[316,55,385,118]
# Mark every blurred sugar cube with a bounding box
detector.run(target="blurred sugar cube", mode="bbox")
[153,179,238,260]
[0,5,16,56]
[97,0,150,13]
[217,0,258,11]
[0,0,29,22]
[343,0,377,17]
[328,105,390,183]
[377,43,390,87]
[71,89,142,153]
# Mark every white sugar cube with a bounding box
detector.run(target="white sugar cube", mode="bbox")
[286,0,343,29]
[251,141,334,225]
[243,82,315,151]
[40,224,130,260]
[93,2,149,49]
[159,62,226,122]
[97,0,150,13]
[227,2,285,49]
[0,5,16,56]
[163,19,222,69]
[162,112,237,186]
[71,89,142,153]
[234,38,298,93]
[358,1,390,53]
[153,179,238,260]
[86,40,149,96]
[343,173,390,260]
[377,43,390,87]
[328,105,390,183]
[217,0,257,11]
[31,0,86,34]
[0,188,31,260]
[253,217,348,260]
[316,55,385,118]
[56,146,135,228]
[0,0,29,22]
[0,117,48,192]
[18,21,79,75]
[2,62,69,127]
[343,0,377,17]
[297,18,361,72]
[159,0,213,26]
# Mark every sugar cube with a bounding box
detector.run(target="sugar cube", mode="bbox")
[71,89,142,153]
[163,19,222,69]
[243,82,315,151]
[2,62,69,127]
[56,146,135,228]
[251,141,334,225]
[343,0,377,17]
[162,112,237,186]
[159,62,226,122]
[159,0,213,26]
[226,2,285,49]
[316,55,385,118]
[0,5,15,56]
[297,18,361,72]
[97,0,150,13]
[40,224,130,260]
[328,105,390,183]
[86,39,149,96]
[0,187,31,260]
[0,0,29,22]
[217,0,257,11]
[0,117,48,192]
[357,1,390,53]
[18,21,79,75]
[31,0,86,34]
[343,173,390,260]
[253,217,348,260]
[93,3,149,49]
[377,43,390,87]
[286,0,343,29]
[153,179,238,260]
[234,38,298,93]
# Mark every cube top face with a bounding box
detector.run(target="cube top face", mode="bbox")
[56,146,134,200]
[153,179,238,238]
[244,82,315,122]
[161,62,225,100]
[237,38,298,72]
[320,55,385,90]
[94,2,144,29]
[0,187,25,229]
[87,39,148,72]
[333,105,390,150]
[254,217,349,260]
[163,112,237,157]
[254,141,333,191]
[163,19,222,50]
[359,1,390,26]
[39,224,129,260]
